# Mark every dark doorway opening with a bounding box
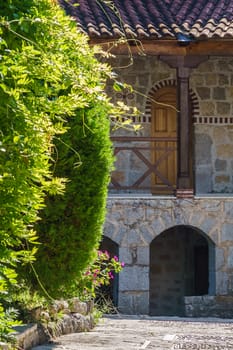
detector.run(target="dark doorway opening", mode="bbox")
[150,225,212,316]
[99,236,119,310]
[194,245,209,295]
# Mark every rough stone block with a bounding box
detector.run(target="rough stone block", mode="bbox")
[213,87,226,100]
[138,73,150,87]
[216,271,228,294]
[196,87,210,99]
[202,295,215,305]
[227,247,233,268]
[145,208,156,220]
[216,102,230,115]
[219,60,233,72]
[215,158,227,171]
[213,126,228,142]
[136,246,149,265]
[119,247,133,265]
[119,266,149,291]
[216,248,225,270]
[117,225,129,246]
[139,224,156,244]
[195,169,213,193]
[125,229,144,246]
[219,74,229,86]
[104,221,118,240]
[215,175,230,184]
[68,299,88,315]
[200,218,218,235]
[199,199,221,211]
[217,144,233,158]
[200,101,215,115]
[198,60,215,72]
[15,324,49,350]
[195,133,212,164]
[123,207,145,226]
[222,223,233,242]
[205,73,217,85]
[118,291,149,314]
[124,75,136,85]
[224,201,233,219]
[191,74,205,86]
[131,58,146,71]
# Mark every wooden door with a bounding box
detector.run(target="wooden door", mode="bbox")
[151,87,177,194]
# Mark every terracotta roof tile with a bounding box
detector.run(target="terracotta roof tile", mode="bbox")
[59,0,233,39]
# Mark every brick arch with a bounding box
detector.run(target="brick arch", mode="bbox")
[145,79,199,123]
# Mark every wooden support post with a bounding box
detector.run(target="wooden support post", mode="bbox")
[159,55,208,198]
[177,65,191,195]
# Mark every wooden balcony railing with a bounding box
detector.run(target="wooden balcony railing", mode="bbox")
[110,136,177,194]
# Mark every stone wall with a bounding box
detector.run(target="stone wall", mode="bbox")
[104,196,233,315]
[14,299,94,350]
[108,56,233,194]
[194,124,233,193]
[185,295,233,318]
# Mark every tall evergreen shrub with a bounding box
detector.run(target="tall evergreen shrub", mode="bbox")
[35,103,114,297]
[0,0,118,318]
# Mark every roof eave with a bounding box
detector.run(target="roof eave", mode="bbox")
[89,37,233,56]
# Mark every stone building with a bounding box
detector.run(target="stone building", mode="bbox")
[60,0,233,317]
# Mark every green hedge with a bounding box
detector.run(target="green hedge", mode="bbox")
[0,0,117,330]
[34,103,114,298]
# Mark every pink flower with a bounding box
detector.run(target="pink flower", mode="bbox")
[104,250,110,258]
[121,262,125,267]
[113,255,118,262]
[108,271,114,279]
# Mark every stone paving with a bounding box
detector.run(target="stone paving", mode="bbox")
[32,314,233,350]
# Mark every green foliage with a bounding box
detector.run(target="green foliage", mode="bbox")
[33,100,114,298]
[77,250,124,300]
[0,305,19,345]
[0,0,122,340]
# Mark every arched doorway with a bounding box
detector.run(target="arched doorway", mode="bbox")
[99,236,119,309]
[151,86,177,194]
[150,225,215,316]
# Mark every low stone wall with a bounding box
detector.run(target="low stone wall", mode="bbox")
[185,295,233,318]
[14,299,94,350]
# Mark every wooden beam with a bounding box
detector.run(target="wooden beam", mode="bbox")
[90,39,233,56]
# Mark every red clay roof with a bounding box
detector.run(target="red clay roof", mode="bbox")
[59,0,233,39]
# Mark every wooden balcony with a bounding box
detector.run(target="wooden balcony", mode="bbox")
[110,136,177,195]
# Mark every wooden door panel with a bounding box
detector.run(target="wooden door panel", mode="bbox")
[151,87,177,194]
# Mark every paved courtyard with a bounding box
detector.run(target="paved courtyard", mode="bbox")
[32,315,233,350]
